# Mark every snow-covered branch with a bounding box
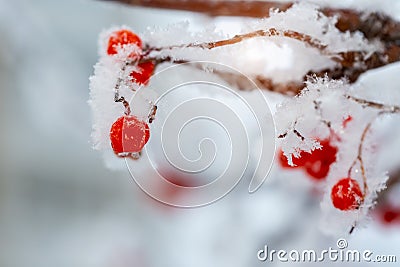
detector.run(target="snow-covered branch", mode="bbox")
[90,2,400,236]
[103,0,400,42]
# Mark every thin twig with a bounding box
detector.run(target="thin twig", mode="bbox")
[114,62,132,115]
[346,95,400,113]
[147,28,327,53]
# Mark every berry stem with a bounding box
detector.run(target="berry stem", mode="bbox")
[115,96,131,115]
[347,108,400,198]
[346,111,395,234]
[358,122,372,196]
[347,121,372,197]
[148,103,157,123]
[113,60,141,115]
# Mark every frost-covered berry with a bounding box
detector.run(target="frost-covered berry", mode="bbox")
[331,177,363,211]
[304,140,337,180]
[130,61,155,85]
[278,139,336,180]
[107,29,142,56]
[278,149,310,168]
[110,115,150,155]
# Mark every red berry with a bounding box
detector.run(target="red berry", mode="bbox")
[305,140,337,180]
[279,139,337,180]
[377,206,400,225]
[130,61,155,85]
[383,210,399,223]
[110,115,150,155]
[331,177,364,211]
[107,29,142,56]
[278,149,310,168]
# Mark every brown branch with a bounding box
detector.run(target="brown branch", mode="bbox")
[140,48,399,95]
[147,28,327,53]
[227,74,304,95]
[325,10,400,44]
[138,27,399,94]
[347,95,400,113]
[140,28,329,94]
[103,1,400,95]
[103,0,400,44]
[315,45,400,84]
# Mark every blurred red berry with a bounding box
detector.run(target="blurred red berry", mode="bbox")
[377,206,400,225]
[130,61,155,85]
[383,210,399,223]
[107,29,142,56]
[331,177,363,211]
[110,115,150,155]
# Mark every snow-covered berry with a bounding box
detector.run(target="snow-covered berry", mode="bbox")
[110,115,150,155]
[278,139,336,180]
[130,61,155,85]
[107,29,142,56]
[304,140,337,180]
[331,177,363,211]
[278,149,310,168]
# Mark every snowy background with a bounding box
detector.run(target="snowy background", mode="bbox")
[1,0,400,266]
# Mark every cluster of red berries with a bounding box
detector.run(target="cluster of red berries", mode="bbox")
[278,116,367,211]
[107,29,155,156]
[107,29,155,86]
[278,139,338,180]
[279,145,365,211]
